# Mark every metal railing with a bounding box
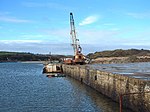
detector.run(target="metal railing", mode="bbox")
[119,91,150,112]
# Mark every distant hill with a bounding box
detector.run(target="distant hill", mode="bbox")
[0,51,71,62]
[87,49,150,59]
[2,49,150,63]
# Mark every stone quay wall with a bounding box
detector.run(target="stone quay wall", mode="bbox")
[62,64,150,112]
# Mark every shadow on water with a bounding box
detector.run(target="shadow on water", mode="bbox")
[65,76,133,112]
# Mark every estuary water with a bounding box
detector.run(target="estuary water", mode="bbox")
[0,62,131,112]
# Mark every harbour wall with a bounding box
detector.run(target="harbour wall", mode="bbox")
[62,64,150,112]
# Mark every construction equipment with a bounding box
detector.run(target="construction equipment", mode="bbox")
[64,12,85,65]
[70,12,85,64]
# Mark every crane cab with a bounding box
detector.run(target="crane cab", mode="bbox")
[73,53,85,65]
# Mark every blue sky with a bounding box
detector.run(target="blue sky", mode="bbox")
[0,0,150,55]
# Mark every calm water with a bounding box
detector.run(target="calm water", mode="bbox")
[0,63,131,112]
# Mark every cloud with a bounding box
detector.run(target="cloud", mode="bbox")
[0,39,113,55]
[22,2,70,10]
[42,28,68,36]
[20,34,61,41]
[0,16,32,23]
[0,37,150,55]
[79,15,99,26]
[126,12,150,19]
[123,42,150,46]
[0,40,42,44]
[0,40,73,54]
[22,2,45,7]
[110,28,120,31]
[77,29,120,44]
[21,34,46,39]
[103,23,115,26]
[40,28,69,42]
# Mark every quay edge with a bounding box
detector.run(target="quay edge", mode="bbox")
[62,64,150,112]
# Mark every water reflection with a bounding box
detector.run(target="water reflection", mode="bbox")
[66,77,132,112]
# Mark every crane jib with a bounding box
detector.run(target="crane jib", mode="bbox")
[70,12,82,54]
[68,12,85,65]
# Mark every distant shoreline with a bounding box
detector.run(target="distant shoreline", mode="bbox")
[0,61,47,64]
[20,61,46,64]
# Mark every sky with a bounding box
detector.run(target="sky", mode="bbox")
[0,0,150,55]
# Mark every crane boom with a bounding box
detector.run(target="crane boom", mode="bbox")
[63,12,89,65]
[70,12,82,55]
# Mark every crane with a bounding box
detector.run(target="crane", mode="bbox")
[70,12,81,55]
[69,12,85,64]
